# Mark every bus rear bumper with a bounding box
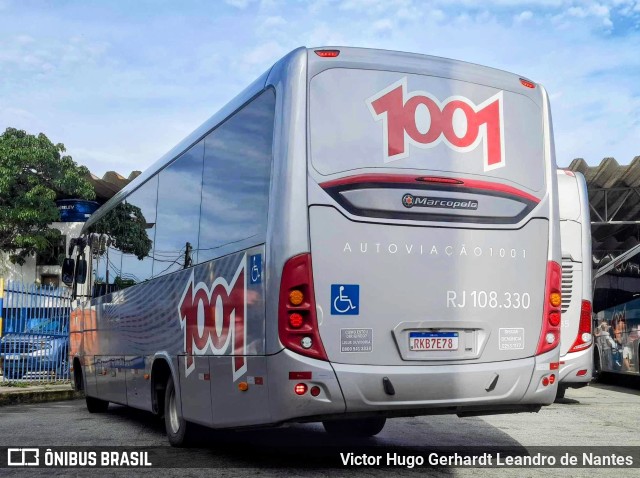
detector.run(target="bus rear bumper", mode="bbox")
[558,347,593,385]
[268,348,559,424]
[332,349,559,413]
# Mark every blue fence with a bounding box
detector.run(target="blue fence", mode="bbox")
[0,280,72,383]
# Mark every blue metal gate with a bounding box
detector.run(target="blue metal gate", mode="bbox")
[0,280,72,383]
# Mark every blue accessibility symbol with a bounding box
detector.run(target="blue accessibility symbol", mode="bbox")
[331,284,359,315]
[249,254,262,284]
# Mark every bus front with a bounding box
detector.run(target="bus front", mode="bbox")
[276,48,562,430]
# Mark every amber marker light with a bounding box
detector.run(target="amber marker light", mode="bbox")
[550,292,562,308]
[238,382,249,392]
[289,290,304,306]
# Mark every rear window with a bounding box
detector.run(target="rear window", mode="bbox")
[309,68,545,193]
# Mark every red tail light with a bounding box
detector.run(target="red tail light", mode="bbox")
[536,261,562,355]
[279,254,328,361]
[568,300,593,353]
[415,176,464,185]
[520,78,536,89]
[315,50,340,58]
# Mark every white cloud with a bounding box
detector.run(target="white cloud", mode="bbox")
[225,0,254,8]
[514,10,534,23]
[2,0,640,177]
[372,18,394,33]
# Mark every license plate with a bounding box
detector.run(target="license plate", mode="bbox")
[409,332,459,351]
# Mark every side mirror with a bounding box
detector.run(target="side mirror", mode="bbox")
[62,258,75,286]
[76,256,88,284]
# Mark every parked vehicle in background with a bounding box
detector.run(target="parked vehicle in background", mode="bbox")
[594,297,640,377]
[1,281,72,382]
[1,317,70,380]
[556,170,593,398]
[67,47,562,446]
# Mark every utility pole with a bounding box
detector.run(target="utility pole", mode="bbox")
[184,242,193,269]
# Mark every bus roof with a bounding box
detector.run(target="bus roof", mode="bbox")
[84,46,544,231]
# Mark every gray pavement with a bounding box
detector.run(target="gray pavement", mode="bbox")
[0,383,79,406]
[0,378,639,477]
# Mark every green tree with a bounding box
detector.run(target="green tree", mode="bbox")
[0,127,95,265]
[89,202,152,260]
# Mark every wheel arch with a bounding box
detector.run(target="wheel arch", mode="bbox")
[72,355,84,392]
[150,353,180,416]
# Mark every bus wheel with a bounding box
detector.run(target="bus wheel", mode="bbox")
[322,417,386,437]
[164,375,192,447]
[555,385,567,401]
[86,396,109,413]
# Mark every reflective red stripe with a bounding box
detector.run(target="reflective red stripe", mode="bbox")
[289,371,312,380]
[319,174,540,204]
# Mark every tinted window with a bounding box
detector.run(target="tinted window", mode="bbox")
[198,89,275,263]
[119,176,158,284]
[154,141,204,276]
[90,176,158,294]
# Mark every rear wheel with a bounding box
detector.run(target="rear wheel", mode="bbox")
[164,375,193,447]
[555,385,567,401]
[323,417,386,437]
[86,395,109,413]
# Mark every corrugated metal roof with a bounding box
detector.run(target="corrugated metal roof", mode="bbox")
[60,170,141,203]
[567,156,640,188]
[565,157,640,265]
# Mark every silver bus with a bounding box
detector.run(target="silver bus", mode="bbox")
[556,170,593,398]
[68,47,563,446]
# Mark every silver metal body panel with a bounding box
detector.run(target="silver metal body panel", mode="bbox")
[557,171,593,384]
[73,46,562,430]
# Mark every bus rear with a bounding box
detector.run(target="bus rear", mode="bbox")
[289,48,561,423]
[556,170,593,396]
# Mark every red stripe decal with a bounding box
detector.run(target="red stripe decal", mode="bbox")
[319,174,540,204]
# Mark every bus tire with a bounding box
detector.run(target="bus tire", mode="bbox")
[593,347,602,382]
[322,417,386,437]
[86,396,109,413]
[164,375,192,447]
[555,385,566,401]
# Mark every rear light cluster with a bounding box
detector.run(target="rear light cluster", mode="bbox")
[293,383,321,396]
[568,300,593,353]
[536,261,562,355]
[541,374,556,387]
[279,254,328,361]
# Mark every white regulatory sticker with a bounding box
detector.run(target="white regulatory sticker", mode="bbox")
[341,328,373,353]
[499,328,525,350]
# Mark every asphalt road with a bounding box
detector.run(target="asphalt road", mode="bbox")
[1,377,639,478]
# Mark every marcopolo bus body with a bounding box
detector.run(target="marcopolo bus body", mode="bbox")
[556,170,593,397]
[68,47,562,446]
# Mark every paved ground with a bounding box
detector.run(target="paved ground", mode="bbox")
[0,383,79,406]
[0,377,639,477]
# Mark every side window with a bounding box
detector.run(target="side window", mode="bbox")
[154,140,204,277]
[119,176,158,285]
[198,89,275,263]
[90,176,158,296]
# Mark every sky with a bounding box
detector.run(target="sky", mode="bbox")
[0,0,639,176]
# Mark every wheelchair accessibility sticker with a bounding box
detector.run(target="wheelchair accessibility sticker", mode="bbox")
[331,284,359,315]
[249,254,262,285]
